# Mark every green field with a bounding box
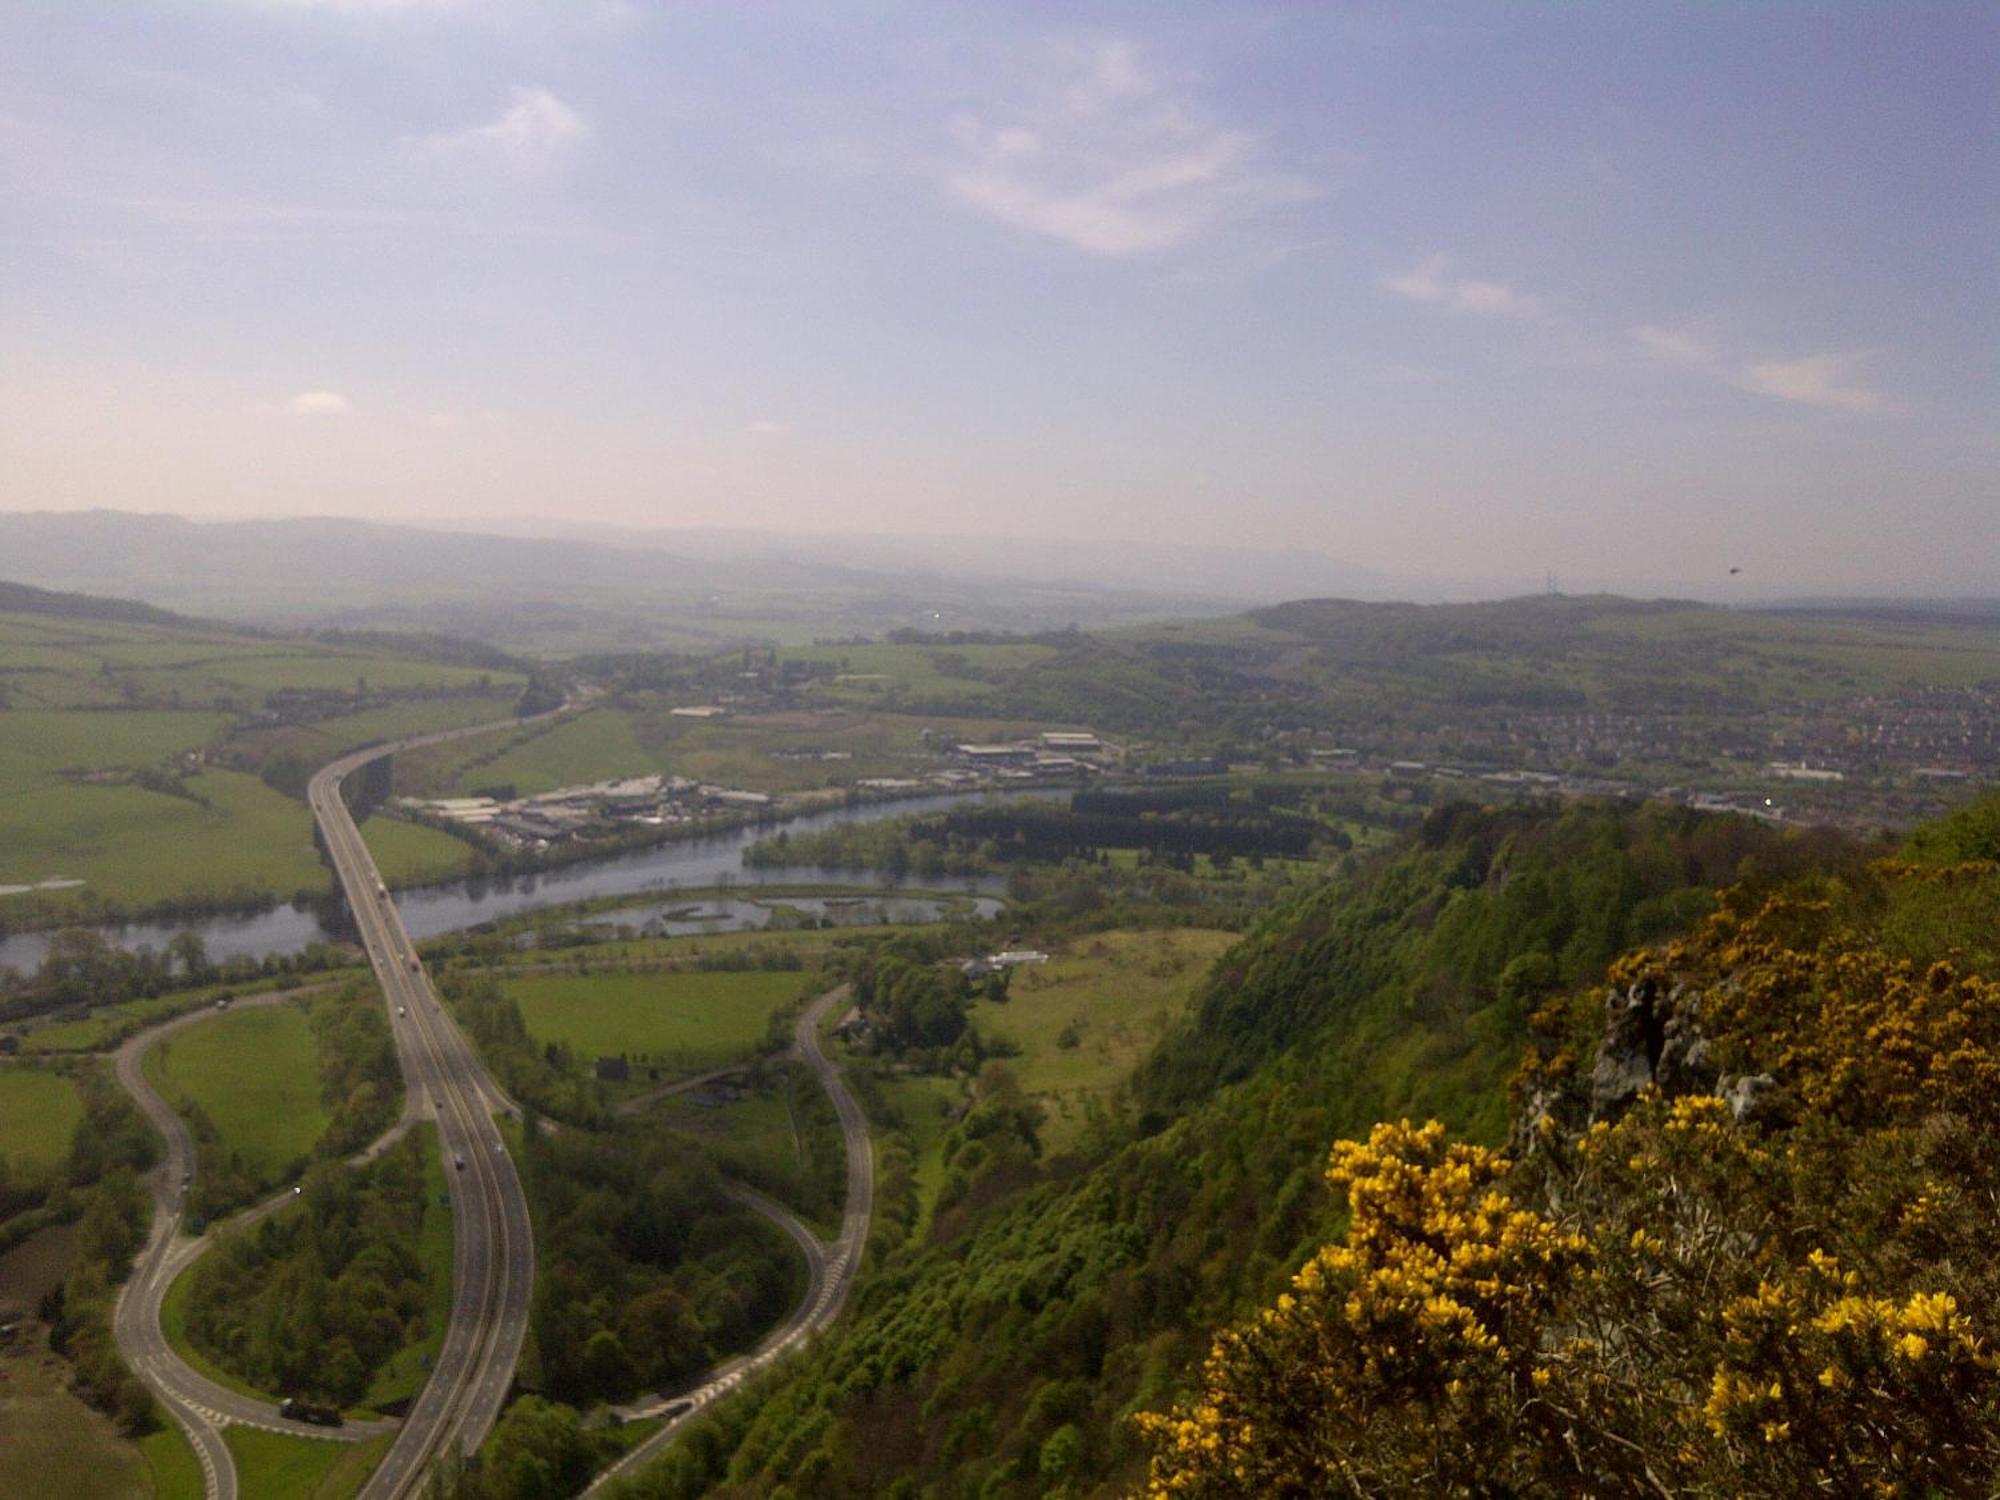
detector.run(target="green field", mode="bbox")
[0,763,337,911]
[403,700,1035,798]
[501,969,801,1075]
[357,813,478,887]
[144,1004,328,1183]
[0,1066,84,1180]
[782,641,1060,707]
[410,708,650,797]
[17,976,362,1056]
[0,604,525,922]
[223,1427,390,1500]
[0,609,518,714]
[975,928,1236,1152]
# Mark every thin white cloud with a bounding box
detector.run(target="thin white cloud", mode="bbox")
[746,419,785,435]
[942,38,1311,258]
[1636,326,1888,414]
[247,0,471,12]
[1385,254,1538,316]
[1743,354,1885,414]
[1633,324,1711,365]
[413,86,585,170]
[289,390,351,416]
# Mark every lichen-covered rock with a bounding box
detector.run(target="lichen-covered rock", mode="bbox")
[1589,979,1665,1121]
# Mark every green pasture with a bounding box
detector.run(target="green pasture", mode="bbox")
[500,969,800,1074]
[405,700,1036,798]
[0,1066,84,1180]
[0,709,230,785]
[144,1003,328,1182]
[17,976,361,1056]
[411,708,650,797]
[0,765,326,910]
[783,641,1059,706]
[652,709,1027,793]
[977,928,1236,1152]
[358,814,478,887]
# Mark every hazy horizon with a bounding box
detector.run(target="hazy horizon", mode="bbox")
[4,2,1995,596]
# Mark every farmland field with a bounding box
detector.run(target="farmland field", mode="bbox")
[501,968,801,1074]
[403,700,1040,798]
[782,640,1061,707]
[143,1003,328,1183]
[0,1066,84,1180]
[0,605,526,923]
[975,927,1237,1152]
[356,813,479,887]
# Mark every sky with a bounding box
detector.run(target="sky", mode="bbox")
[1,1,1995,597]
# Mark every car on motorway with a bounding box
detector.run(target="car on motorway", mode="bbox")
[398,1005,407,1016]
[454,1154,466,1171]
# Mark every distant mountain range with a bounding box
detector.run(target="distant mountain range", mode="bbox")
[0,510,1396,653]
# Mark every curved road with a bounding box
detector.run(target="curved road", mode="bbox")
[583,985,874,1496]
[310,721,553,1500]
[114,708,565,1500]
[112,993,403,1500]
[113,702,874,1500]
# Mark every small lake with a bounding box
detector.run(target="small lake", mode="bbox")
[0,789,1060,975]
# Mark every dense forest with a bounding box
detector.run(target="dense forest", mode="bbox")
[180,1134,443,1407]
[515,1121,802,1407]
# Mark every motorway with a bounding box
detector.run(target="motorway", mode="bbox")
[308,727,542,1500]
[110,702,875,1500]
[582,984,875,1496]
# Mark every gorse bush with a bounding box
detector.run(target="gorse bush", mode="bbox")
[1139,864,2000,1498]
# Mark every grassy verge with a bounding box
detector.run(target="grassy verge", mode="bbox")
[870,1072,962,1240]
[139,1427,205,1500]
[222,1427,391,1500]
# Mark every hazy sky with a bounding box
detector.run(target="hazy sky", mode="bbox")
[3,1,1995,595]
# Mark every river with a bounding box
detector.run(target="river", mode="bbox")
[0,788,1060,976]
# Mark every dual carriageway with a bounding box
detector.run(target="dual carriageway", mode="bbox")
[109,711,874,1499]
